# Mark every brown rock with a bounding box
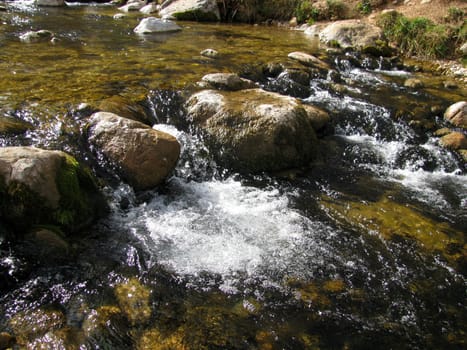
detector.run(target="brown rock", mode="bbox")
[98,95,153,126]
[439,132,467,150]
[444,101,466,129]
[87,112,180,190]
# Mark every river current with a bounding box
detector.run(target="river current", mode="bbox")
[0,2,466,349]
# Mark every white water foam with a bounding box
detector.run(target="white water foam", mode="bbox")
[124,177,335,285]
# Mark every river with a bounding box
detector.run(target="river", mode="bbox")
[0,2,466,349]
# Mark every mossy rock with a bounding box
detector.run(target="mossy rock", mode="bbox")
[0,147,108,234]
[9,308,65,343]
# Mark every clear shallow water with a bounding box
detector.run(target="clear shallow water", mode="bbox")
[1,3,466,349]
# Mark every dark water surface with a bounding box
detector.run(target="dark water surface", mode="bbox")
[1,2,466,349]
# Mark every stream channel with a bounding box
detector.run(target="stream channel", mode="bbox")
[0,2,466,349]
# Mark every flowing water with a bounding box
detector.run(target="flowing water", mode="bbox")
[1,2,466,349]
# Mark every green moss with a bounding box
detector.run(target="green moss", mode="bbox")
[54,154,103,230]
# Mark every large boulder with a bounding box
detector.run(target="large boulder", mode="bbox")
[0,147,106,232]
[160,0,220,21]
[444,101,466,129]
[319,20,384,51]
[134,17,182,34]
[86,112,180,190]
[119,0,147,12]
[287,51,330,70]
[185,89,329,172]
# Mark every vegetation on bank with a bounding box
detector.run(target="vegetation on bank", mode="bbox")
[377,8,466,59]
[215,1,466,60]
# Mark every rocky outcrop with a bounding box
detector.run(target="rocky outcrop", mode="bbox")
[185,88,329,172]
[0,147,106,232]
[86,112,180,190]
[134,17,182,34]
[160,0,220,21]
[318,20,385,52]
[200,73,257,91]
[444,101,466,129]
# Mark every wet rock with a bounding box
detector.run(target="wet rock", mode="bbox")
[444,101,467,129]
[140,2,159,14]
[19,30,54,43]
[0,332,15,349]
[185,88,329,172]
[119,0,147,12]
[23,228,70,261]
[404,78,424,88]
[86,112,180,190]
[459,149,467,162]
[200,48,219,58]
[98,95,153,126]
[200,73,257,91]
[9,309,65,343]
[0,116,33,134]
[287,51,330,70]
[160,0,220,21]
[35,0,65,6]
[134,17,182,34]
[439,131,467,151]
[319,20,385,52]
[115,278,152,326]
[265,69,311,99]
[0,147,107,232]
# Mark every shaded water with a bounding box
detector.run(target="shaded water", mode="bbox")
[1,2,466,349]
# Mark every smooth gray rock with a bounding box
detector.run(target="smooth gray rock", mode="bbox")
[134,17,182,34]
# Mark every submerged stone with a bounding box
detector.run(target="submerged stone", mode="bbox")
[98,95,153,126]
[82,305,126,339]
[320,193,466,265]
[9,309,65,344]
[0,147,107,233]
[186,88,329,172]
[134,17,182,34]
[114,278,152,326]
[404,78,424,88]
[86,112,180,191]
[160,0,220,22]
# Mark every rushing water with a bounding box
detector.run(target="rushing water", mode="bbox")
[1,2,466,349]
